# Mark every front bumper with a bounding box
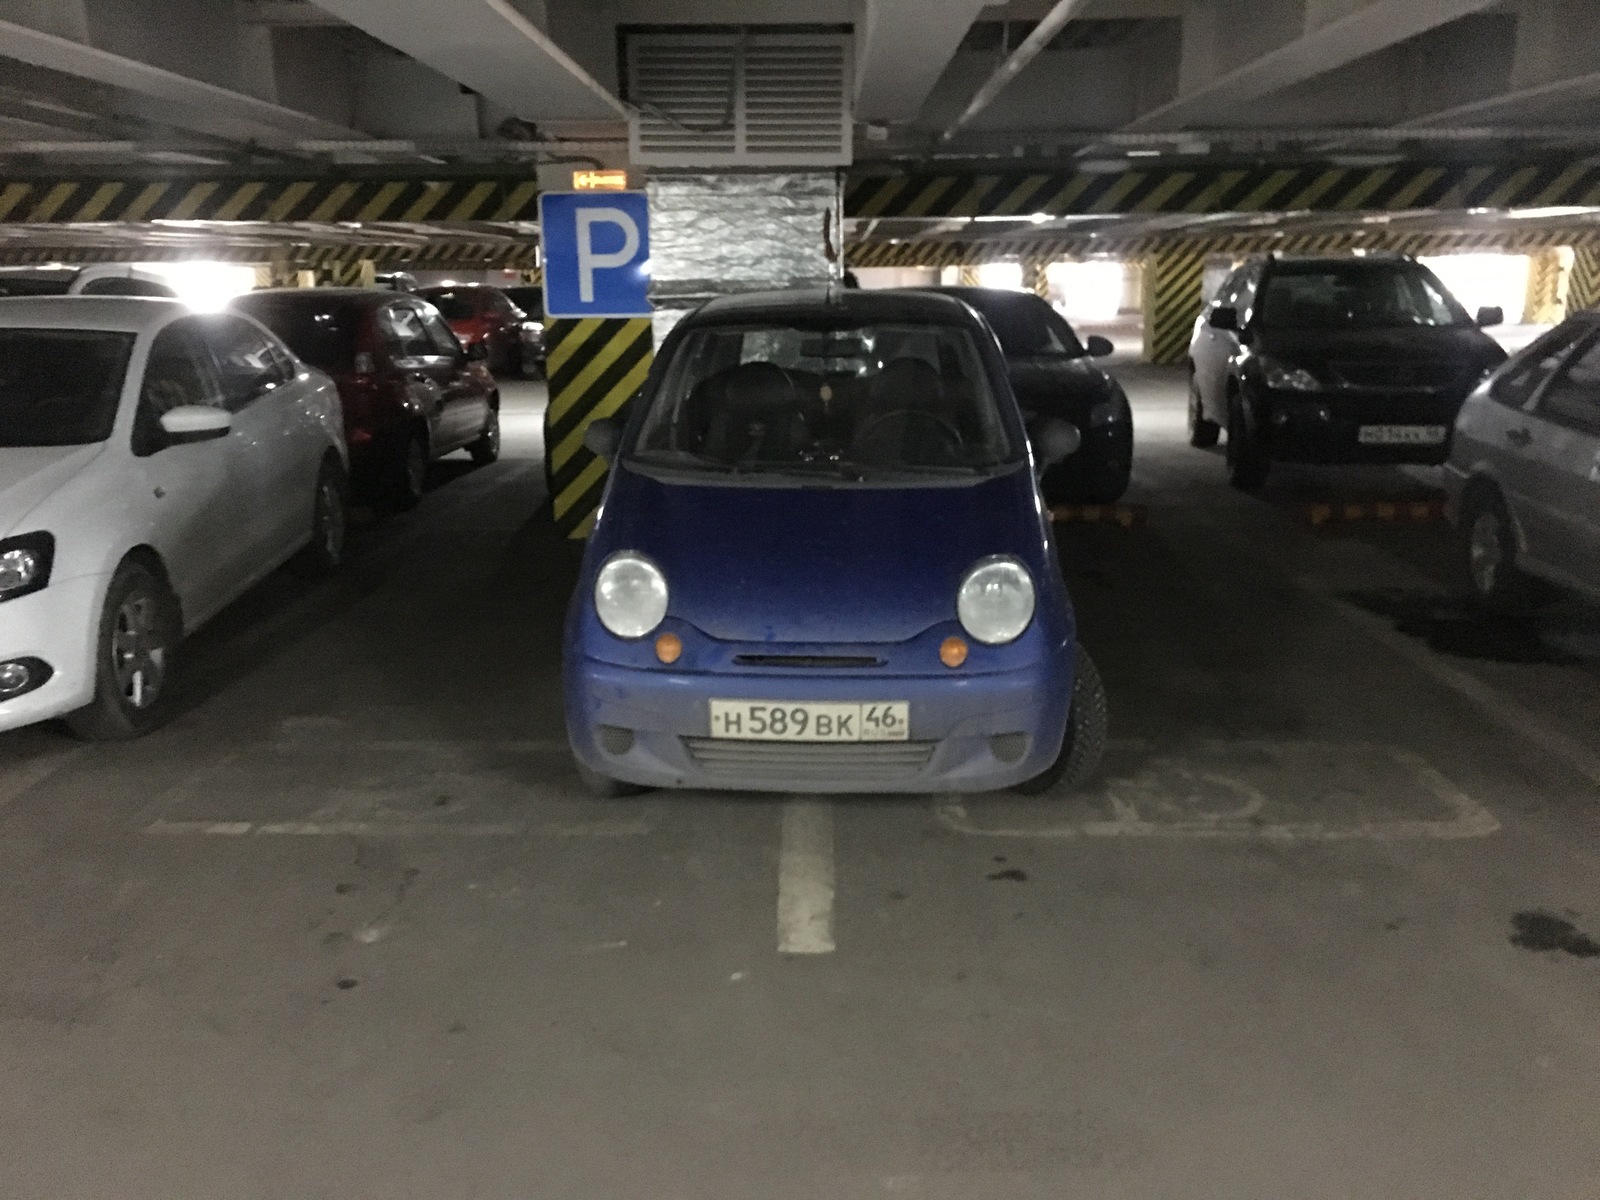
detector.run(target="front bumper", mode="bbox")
[0,574,104,732]
[566,648,1074,794]
[1255,388,1466,464]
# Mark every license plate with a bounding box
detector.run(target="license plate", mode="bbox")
[1358,424,1447,445]
[708,700,910,742]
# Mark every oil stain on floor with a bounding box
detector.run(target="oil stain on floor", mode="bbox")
[1510,911,1600,958]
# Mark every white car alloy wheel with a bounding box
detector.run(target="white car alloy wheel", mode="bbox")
[1468,510,1505,597]
[112,589,169,709]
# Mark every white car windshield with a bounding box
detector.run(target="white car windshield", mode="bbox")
[0,329,136,447]
[632,320,1018,479]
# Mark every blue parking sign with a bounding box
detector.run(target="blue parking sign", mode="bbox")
[539,191,651,318]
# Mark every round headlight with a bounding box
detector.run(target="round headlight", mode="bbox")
[594,551,668,639]
[957,556,1035,645]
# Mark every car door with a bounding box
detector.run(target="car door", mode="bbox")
[1518,333,1600,588]
[377,302,450,452]
[418,304,490,449]
[1463,322,1594,554]
[129,320,244,626]
[1194,265,1253,419]
[199,314,305,569]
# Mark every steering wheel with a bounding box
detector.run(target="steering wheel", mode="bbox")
[851,409,964,466]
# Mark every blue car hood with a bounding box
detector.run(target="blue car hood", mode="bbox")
[597,465,1048,644]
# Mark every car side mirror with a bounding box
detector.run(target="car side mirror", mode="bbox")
[1476,306,1504,328]
[1028,417,1081,475]
[1084,335,1114,358]
[1209,305,1240,332]
[158,405,233,444]
[583,416,623,462]
[465,341,488,362]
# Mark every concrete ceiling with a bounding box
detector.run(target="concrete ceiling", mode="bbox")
[0,0,1597,171]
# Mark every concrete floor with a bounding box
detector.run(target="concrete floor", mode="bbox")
[3,376,1600,1199]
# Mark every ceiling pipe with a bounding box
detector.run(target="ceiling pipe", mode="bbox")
[940,0,1095,142]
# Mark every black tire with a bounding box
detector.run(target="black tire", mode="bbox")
[65,560,182,742]
[289,459,348,580]
[388,429,429,512]
[1188,371,1221,448]
[469,406,501,466]
[1225,394,1270,490]
[574,755,649,798]
[1013,645,1109,795]
[1459,488,1532,611]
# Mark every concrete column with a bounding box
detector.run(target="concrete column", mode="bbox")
[1021,259,1049,299]
[645,172,839,346]
[356,259,377,288]
[1523,248,1565,325]
[1568,245,1600,314]
[958,265,981,286]
[1142,247,1207,365]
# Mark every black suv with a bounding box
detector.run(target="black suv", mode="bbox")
[1188,254,1508,489]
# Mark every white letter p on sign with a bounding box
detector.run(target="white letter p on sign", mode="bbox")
[575,207,640,304]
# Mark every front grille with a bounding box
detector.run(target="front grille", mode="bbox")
[733,654,884,668]
[683,737,935,780]
[1330,361,1460,390]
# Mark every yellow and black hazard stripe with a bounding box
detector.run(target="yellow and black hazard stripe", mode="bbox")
[845,161,1600,220]
[0,176,540,224]
[544,319,654,538]
[0,238,543,270]
[1143,247,1207,367]
[847,226,1600,271]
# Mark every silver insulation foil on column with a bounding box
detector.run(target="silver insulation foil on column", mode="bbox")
[646,172,841,344]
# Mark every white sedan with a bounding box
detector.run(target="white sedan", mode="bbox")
[0,297,347,739]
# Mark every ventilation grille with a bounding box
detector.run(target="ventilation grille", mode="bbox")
[627,31,852,168]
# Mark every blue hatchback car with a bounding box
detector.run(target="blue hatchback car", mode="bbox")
[564,288,1107,796]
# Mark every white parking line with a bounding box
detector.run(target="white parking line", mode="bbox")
[777,801,835,954]
[143,816,653,838]
[1322,594,1600,790]
[938,742,1499,842]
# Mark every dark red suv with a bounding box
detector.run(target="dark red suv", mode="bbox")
[417,284,534,377]
[231,289,500,509]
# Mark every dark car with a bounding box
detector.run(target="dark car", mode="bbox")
[565,287,1106,798]
[912,287,1131,503]
[416,284,538,377]
[501,285,547,375]
[1188,254,1509,489]
[230,288,500,509]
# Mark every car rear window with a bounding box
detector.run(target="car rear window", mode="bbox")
[958,292,1084,358]
[421,290,479,321]
[632,319,1017,481]
[230,296,361,373]
[0,329,135,446]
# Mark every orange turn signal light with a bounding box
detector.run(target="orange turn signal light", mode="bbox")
[655,632,683,664]
[940,636,969,668]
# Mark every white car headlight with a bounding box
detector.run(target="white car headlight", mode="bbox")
[594,551,668,639]
[957,556,1035,645]
[1261,358,1323,392]
[0,532,54,602]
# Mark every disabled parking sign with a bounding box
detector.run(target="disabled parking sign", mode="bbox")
[539,191,651,318]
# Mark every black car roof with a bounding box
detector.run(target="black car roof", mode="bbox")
[684,287,984,329]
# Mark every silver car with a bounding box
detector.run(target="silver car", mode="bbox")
[1445,312,1600,607]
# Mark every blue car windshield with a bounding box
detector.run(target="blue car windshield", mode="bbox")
[631,321,1018,479]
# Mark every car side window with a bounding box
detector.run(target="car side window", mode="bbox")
[1212,268,1244,309]
[1490,323,1592,409]
[202,315,292,412]
[1233,265,1261,317]
[419,309,464,360]
[133,321,222,456]
[1535,335,1600,436]
[380,305,436,359]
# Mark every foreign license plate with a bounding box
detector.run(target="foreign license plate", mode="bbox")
[1357,424,1448,445]
[708,700,910,742]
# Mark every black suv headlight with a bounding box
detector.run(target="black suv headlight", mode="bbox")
[0,533,55,602]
